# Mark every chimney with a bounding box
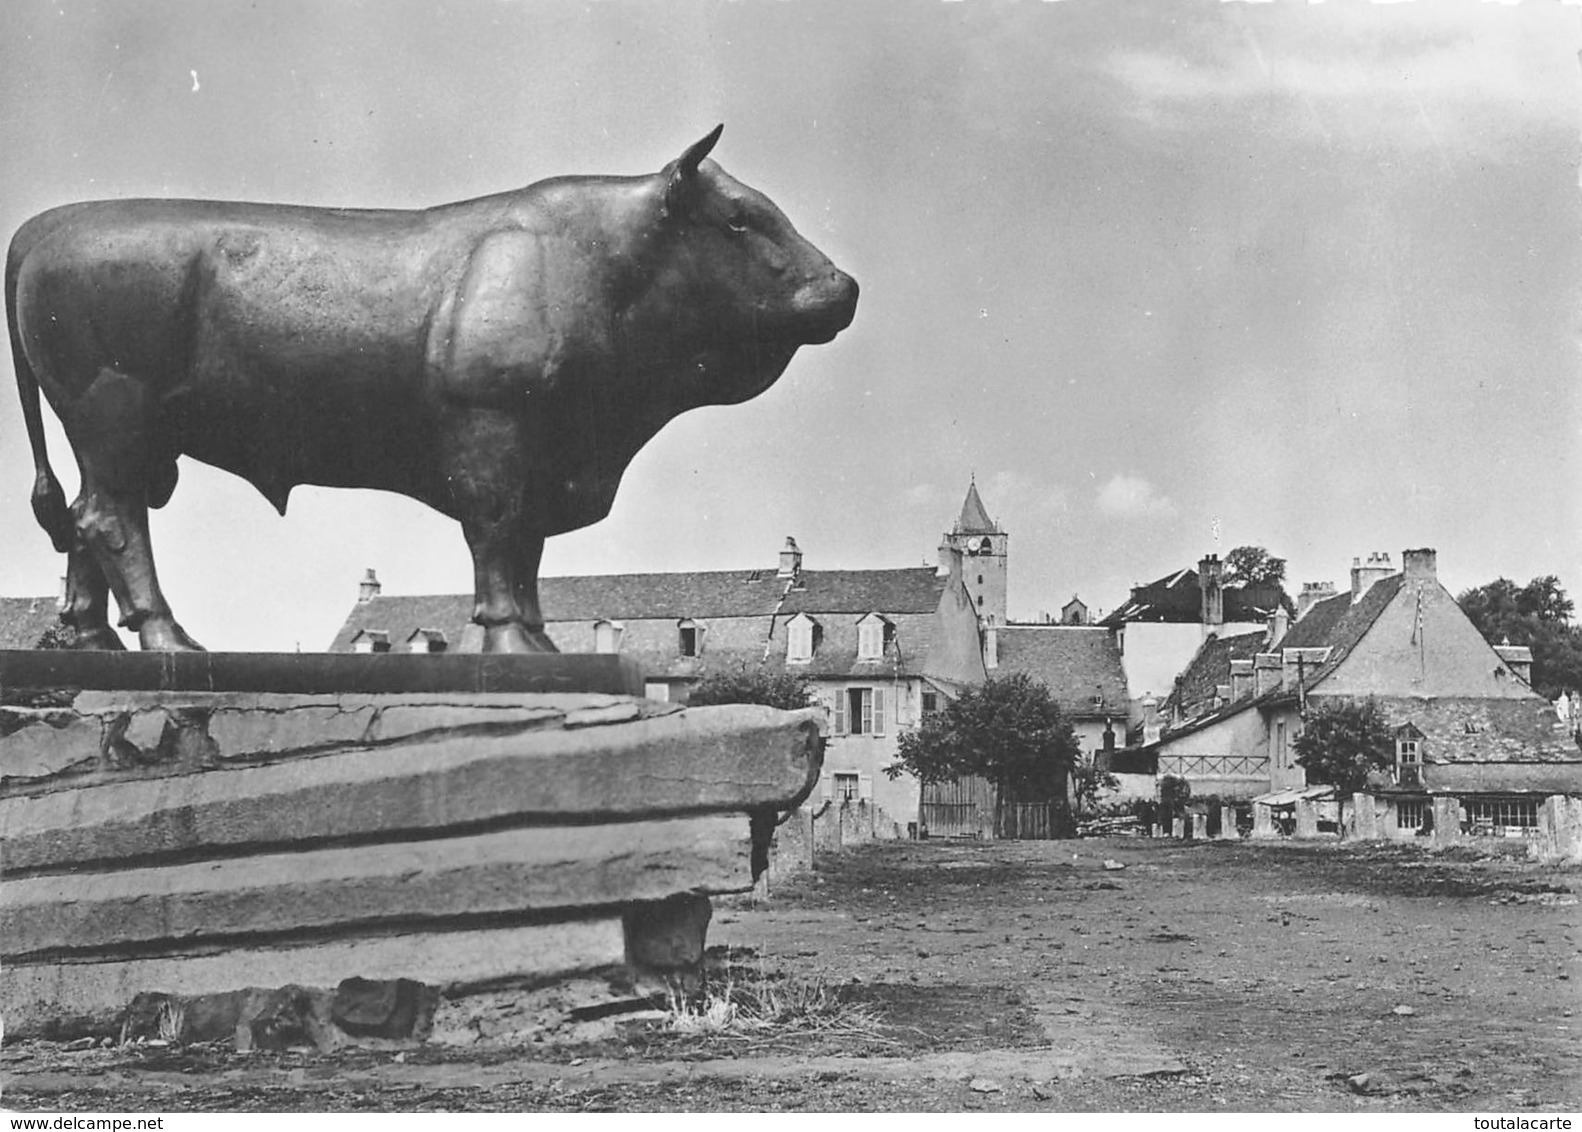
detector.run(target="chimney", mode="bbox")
[1254,652,1283,697]
[1198,554,1224,627]
[1229,658,1255,701]
[1402,547,1437,581]
[984,624,999,670]
[1350,552,1393,604]
[778,537,803,579]
[1267,606,1290,647]
[1297,581,1336,621]
[358,568,381,604]
[1140,695,1162,745]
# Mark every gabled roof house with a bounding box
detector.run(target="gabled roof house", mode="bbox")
[1143,548,1579,829]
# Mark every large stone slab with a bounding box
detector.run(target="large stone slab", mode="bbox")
[4,918,628,1041]
[2,703,822,872]
[0,649,645,697]
[2,816,751,960]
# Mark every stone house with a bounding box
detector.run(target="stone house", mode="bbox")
[1139,548,1580,833]
[330,491,1000,836]
[1100,555,1292,708]
[0,593,67,650]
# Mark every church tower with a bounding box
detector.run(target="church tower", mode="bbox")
[939,478,1008,625]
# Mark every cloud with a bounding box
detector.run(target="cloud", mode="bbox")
[1095,474,1176,518]
[1103,4,1576,152]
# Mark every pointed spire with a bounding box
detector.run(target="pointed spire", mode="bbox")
[955,479,999,535]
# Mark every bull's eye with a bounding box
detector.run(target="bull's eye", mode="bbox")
[726,212,749,235]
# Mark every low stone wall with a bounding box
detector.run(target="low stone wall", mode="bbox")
[0,653,822,1044]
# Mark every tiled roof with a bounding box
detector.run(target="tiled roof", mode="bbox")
[1282,576,1403,687]
[1367,695,1579,765]
[1165,630,1266,721]
[992,625,1128,718]
[0,597,64,650]
[954,482,999,535]
[327,566,961,680]
[1100,567,1290,626]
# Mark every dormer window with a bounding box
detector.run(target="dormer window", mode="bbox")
[405,628,448,654]
[857,613,890,660]
[1395,722,1425,784]
[787,613,819,663]
[593,620,624,654]
[351,630,390,654]
[678,619,700,658]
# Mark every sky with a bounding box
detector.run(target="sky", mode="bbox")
[0,0,1578,651]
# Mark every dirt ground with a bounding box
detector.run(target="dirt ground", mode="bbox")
[5,836,1580,1113]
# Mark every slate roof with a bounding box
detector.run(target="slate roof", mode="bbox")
[1276,576,1402,664]
[953,482,999,535]
[327,566,962,681]
[1100,567,1291,626]
[1367,696,1578,765]
[991,625,1129,719]
[0,597,64,650]
[1164,629,1267,721]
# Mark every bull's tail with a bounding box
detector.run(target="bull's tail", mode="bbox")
[6,244,74,553]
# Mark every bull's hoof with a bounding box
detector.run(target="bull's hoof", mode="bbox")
[69,625,127,651]
[482,623,560,654]
[137,617,206,652]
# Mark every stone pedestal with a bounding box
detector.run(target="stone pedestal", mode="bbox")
[1294,799,1320,838]
[1171,817,1185,839]
[1431,796,1465,846]
[0,651,823,1042]
[1351,792,1380,840]
[1218,804,1238,840]
[1191,812,1208,840]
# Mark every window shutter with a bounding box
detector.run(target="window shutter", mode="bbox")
[820,773,832,800]
[873,688,886,735]
[833,690,846,735]
[858,774,873,801]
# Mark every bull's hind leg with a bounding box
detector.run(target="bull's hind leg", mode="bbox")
[73,483,203,651]
[67,370,203,652]
[59,542,126,650]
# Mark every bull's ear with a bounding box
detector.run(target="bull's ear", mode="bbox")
[663,124,723,217]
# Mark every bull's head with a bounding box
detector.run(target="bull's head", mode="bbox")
[646,126,859,404]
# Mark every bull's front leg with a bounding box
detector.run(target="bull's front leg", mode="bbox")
[440,410,558,654]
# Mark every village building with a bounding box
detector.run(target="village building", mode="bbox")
[1100,555,1292,709]
[1139,548,1580,837]
[0,590,67,649]
[330,489,1007,836]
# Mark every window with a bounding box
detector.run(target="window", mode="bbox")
[1398,739,1420,764]
[1466,797,1538,829]
[593,620,623,653]
[787,614,818,662]
[352,631,390,654]
[834,773,860,802]
[644,680,670,703]
[678,620,699,658]
[1275,721,1287,769]
[837,687,885,736]
[857,614,888,660]
[407,630,446,654]
[922,691,939,717]
[1396,800,1426,830]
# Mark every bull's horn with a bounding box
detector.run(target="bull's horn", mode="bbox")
[664,124,724,217]
[678,124,724,176]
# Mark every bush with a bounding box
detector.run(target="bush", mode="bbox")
[687,667,815,710]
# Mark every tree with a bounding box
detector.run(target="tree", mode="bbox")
[1457,575,1582,699]
[1071,755,1120,819]
[686,666,814,710]
[1293,698,1395,796]
[886,673,1080,808]
[1223,545,1287,588]
[32,621,78,650]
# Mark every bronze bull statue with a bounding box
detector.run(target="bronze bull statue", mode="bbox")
[7,127,858,652]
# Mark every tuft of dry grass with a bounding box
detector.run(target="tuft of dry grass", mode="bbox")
[661,964,897,1053]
